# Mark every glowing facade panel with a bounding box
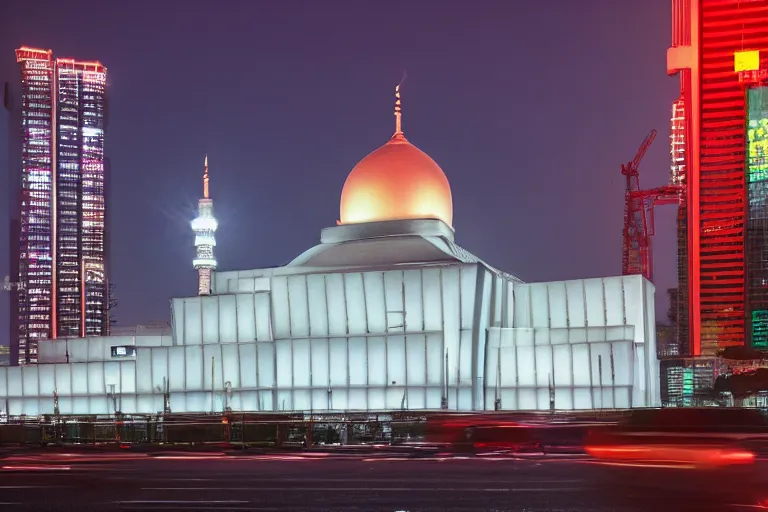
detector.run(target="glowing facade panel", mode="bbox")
[0,268,659,415]
[13,48,109,364]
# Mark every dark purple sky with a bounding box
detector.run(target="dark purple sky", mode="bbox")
[0,0,679,333]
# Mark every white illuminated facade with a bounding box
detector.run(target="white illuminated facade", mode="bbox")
[192,155,217,296]
[0,218,660,416]
[0,89,660,415]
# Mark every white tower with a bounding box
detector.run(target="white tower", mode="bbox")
[191,155,218,295]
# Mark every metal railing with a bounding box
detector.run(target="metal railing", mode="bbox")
[0,409,633,448]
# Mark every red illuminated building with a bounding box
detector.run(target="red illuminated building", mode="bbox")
[11,47,109,364]
[668,0,768,356]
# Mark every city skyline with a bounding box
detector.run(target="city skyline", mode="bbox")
[1,4,768,509]
[0,0,679,336]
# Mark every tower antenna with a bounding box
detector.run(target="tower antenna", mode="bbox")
[203,154,209,199]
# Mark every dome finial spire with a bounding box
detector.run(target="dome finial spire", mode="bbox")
[393,72,407,136]
[394,83,402,135]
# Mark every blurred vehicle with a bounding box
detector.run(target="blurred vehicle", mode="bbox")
[422,414,536,453]
[586,408,768,464]
[470,424,539,453]
[423,413,596,454]
[533,423,594,454]
[585,408,766,495]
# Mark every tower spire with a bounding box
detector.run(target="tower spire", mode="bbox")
[192,153,217,296]
[203,154,209,199]
[394,84,402,135]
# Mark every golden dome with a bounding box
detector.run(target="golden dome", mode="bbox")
[339,86,453,227]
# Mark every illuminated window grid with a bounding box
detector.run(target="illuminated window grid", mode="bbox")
[14,48,109,362]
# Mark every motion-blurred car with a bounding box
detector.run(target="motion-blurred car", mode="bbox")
[585,408,767,495]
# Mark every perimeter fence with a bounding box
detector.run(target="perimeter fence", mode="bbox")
[0,409,629,448]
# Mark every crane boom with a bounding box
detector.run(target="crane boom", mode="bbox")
[621,129,680,281]
[632,129,657,172]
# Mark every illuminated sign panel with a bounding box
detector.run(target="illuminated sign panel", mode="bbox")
[748,87,768,348]
[735,50,761,72]
[682,368,694,406]
[753,310,768,348]
[748,87,768,183]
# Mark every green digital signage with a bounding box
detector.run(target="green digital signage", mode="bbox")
[747,87,768,183]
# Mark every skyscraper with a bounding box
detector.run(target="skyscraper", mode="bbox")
[12,47,109,364]
[667,0,768,356]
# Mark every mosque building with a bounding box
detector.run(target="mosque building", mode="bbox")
[0,87,660,416]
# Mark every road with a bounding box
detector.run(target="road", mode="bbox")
[0,449,765,511]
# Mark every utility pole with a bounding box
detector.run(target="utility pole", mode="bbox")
[495,342,502,411]
[162,377,170,414]
[598,355,604,410]
[211,356,215,413]
[441,352,448,410]
[548,373,555,411]
[224,381,233,412]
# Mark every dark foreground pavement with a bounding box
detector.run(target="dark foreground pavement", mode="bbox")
[0,450,765,511]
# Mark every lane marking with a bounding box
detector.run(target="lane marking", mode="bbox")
[116,500,249,504]
[1,465,71,471]
[141,486,583,493]
[0,486,60,489]
[150,478,585,484]
[116,508,266,511]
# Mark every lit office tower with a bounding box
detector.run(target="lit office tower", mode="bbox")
[13,47,109,364]
[191,155,217,295]
[670,97,688,355]
[667,1,768,355]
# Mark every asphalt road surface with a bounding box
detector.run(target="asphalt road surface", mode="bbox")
[0,450,765,511]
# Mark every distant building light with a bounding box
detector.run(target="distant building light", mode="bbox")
[110,345,136,358]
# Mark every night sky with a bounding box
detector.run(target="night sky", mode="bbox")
[0,0,679,336]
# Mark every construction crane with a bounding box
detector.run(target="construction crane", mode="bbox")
[621,129,682,282]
